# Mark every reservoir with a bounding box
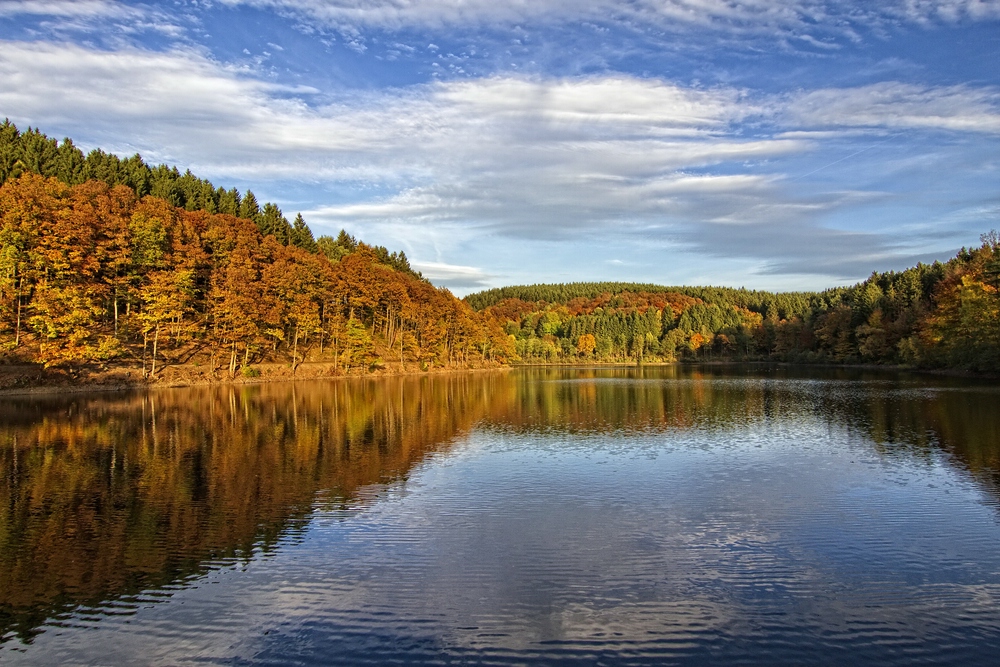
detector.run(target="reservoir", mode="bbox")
[1,366,999,665]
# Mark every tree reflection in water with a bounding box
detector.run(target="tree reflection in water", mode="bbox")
[0,366,997,645]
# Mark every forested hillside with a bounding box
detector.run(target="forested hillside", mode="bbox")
[0,121,417,276]
[2,121,996,377]
[0,124,513,374]
[468,239,1000,373]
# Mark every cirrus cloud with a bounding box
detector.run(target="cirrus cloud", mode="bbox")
[786,82,1000,134]
[216,0,1000,37]
[0,1,127,18]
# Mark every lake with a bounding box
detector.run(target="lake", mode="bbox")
[1,365,999,665]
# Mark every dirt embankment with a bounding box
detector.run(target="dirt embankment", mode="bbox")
[0,360,507,396]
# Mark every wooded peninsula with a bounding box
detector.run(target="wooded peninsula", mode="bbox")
[1,122,998,385]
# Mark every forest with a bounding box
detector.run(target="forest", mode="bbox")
[467,237,1000,373]
[0,122,513,376]
[1,121,997,378]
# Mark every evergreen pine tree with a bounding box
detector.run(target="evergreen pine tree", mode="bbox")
[259,202,292,243]
[239,190,261,223]
[217,187,240,215]
[291,213,318,252]
[0,119,19,183]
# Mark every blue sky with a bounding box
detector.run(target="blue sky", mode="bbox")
[0,1,997,293]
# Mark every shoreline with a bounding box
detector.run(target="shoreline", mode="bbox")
[1,358,992,398]
[0,361,512,397]
[513,359,999,380]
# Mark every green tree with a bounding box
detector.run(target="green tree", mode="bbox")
[290,213,318,252]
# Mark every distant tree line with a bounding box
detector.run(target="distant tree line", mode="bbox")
[0,124,512,372]
[468,240,1000,373]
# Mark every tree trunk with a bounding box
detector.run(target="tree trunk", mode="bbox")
[333,323,339,372]
[151,324,160,378]
[14,276,22,348]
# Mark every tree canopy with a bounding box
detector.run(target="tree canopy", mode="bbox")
[0,125,510,374]
[0,120,420,279]
[2,121,996,375]
[466,241,999,373]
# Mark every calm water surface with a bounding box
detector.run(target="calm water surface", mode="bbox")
[1,365,999,665]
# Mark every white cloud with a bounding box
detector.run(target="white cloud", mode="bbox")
[1,39,995,282]
[894,0,1000,22]
[8,0,997,30]
[787,83,1000,134]
[0,40,782,182]
[0,0,127,18]
[411,261,493,289]
[215,0,1000,35]
[0,1,187,38]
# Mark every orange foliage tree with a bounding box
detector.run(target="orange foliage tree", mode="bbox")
[0,174,511,373]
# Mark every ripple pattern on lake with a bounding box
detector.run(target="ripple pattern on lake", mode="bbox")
[1,367,999,665]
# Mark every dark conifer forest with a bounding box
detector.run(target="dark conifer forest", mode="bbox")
[1,122,997,377]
